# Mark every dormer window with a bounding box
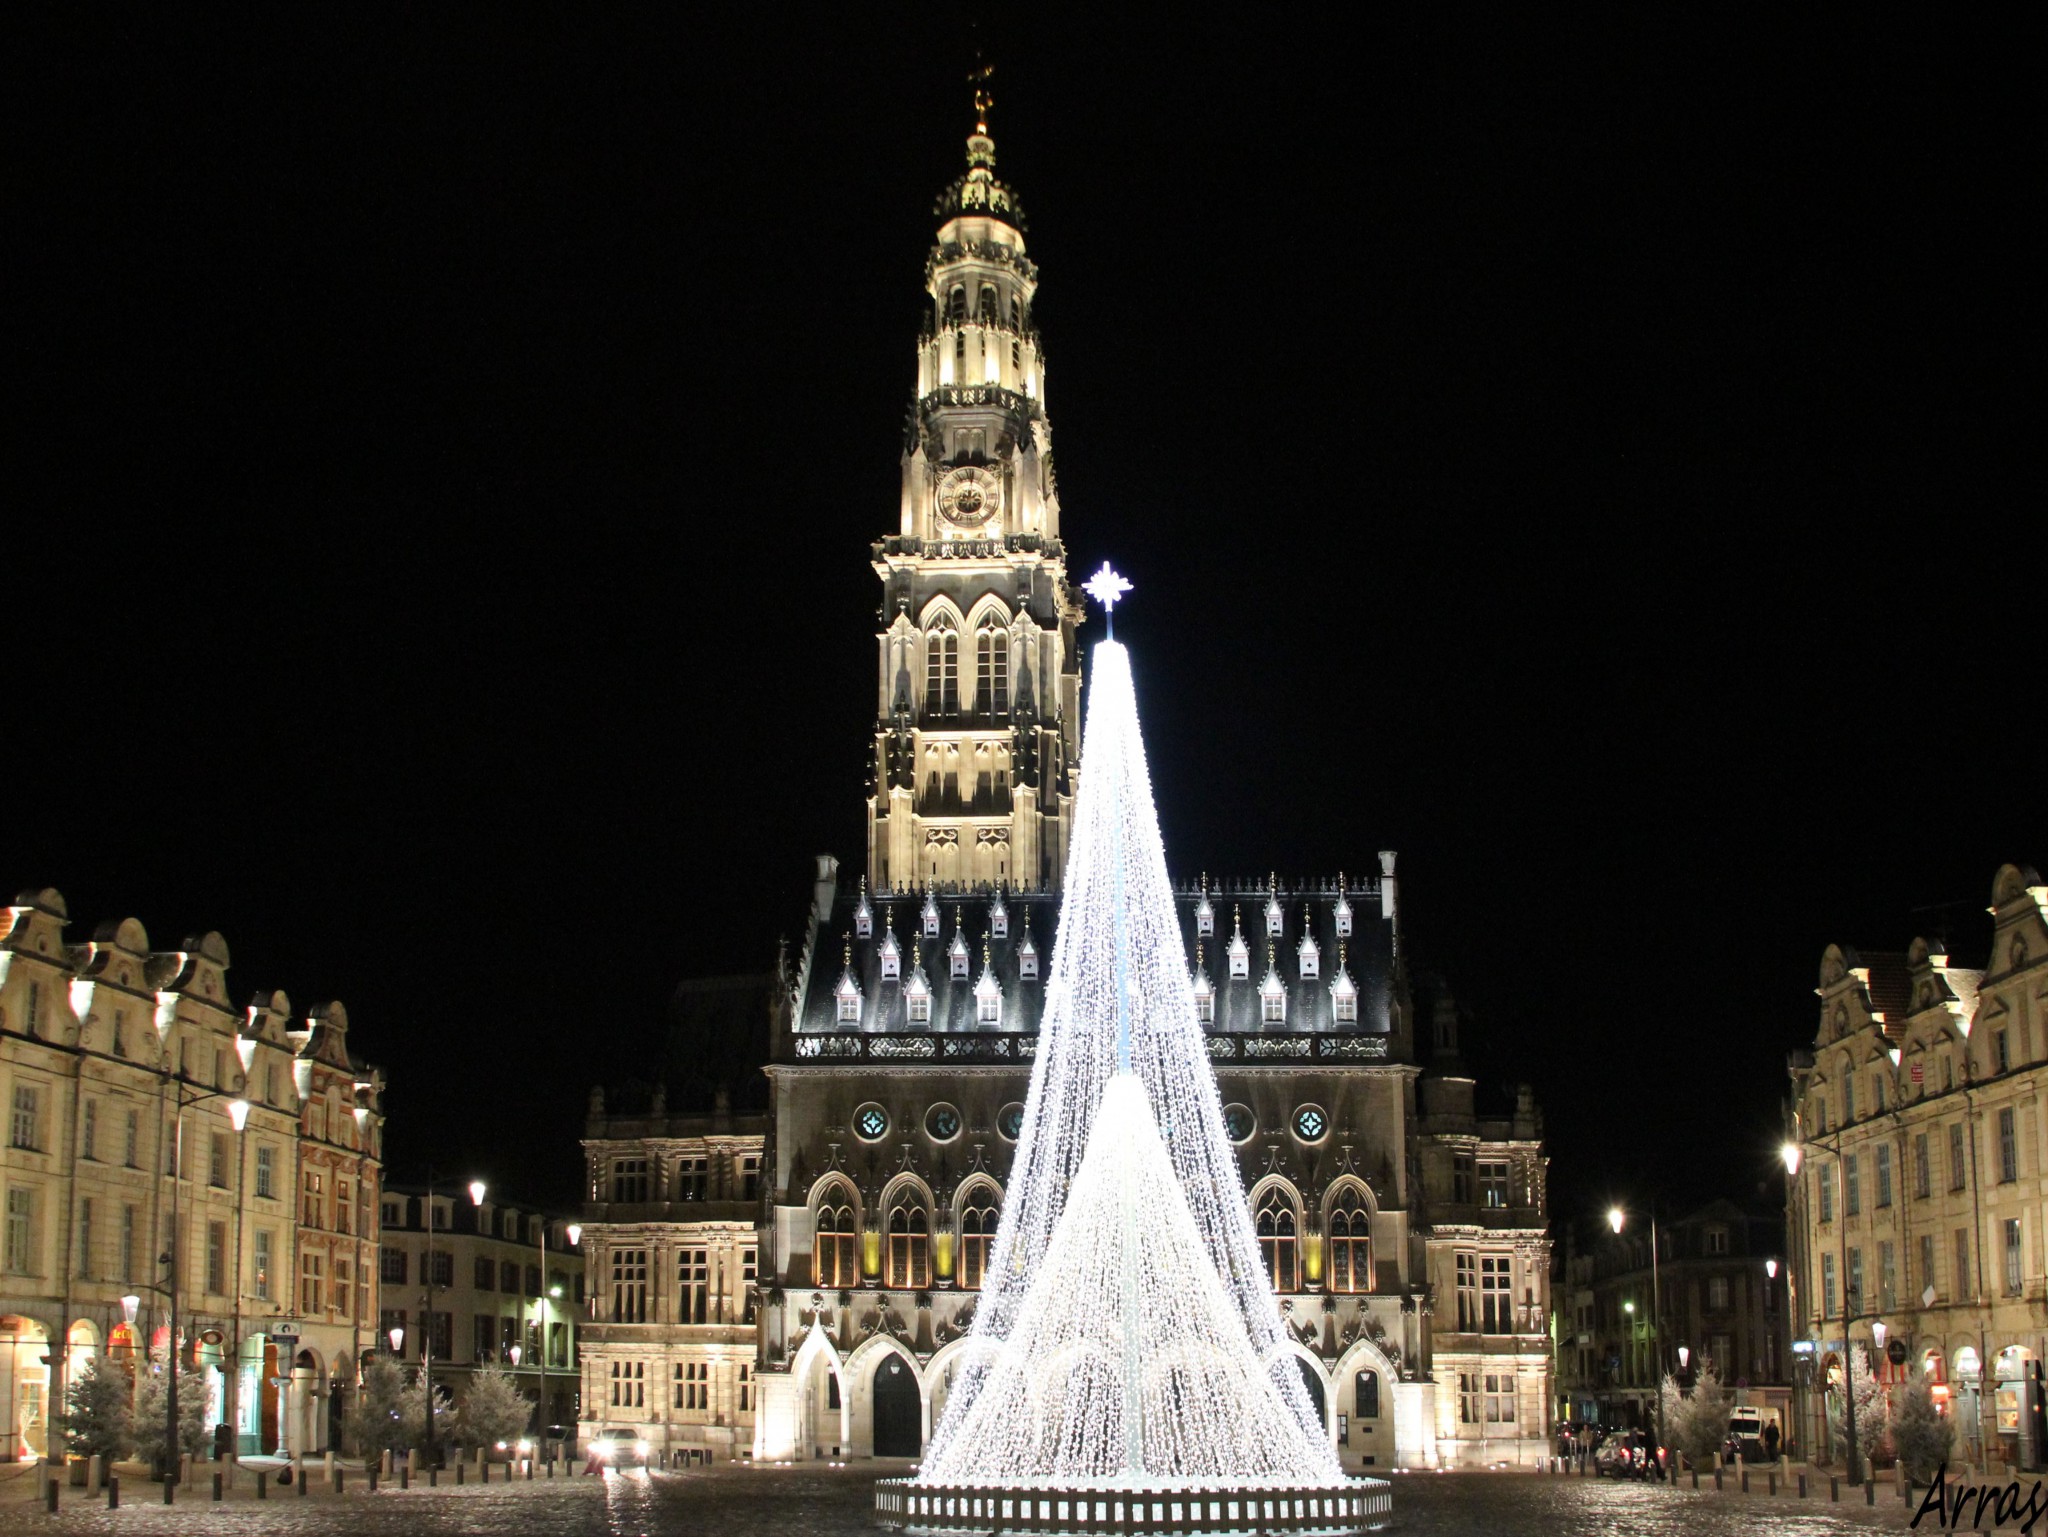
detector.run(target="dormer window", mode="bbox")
[879,932,901,983]
[1261,979,1287,1025]
[835,974,862,1026]
[922,891,941,938]
[989,897,1009,939]
[1334,895,1353,939]
[908,991,930,1024]
[950,929,971,980]
[974,957,1001,1026]
[1265,894,1284,937]
[1017,934,1039,981]
[1298,930,1320,981]
[1331,977,1358,1024]
[855,894,874,939]
[1195,893,1215,937]
[1192,957,1215,1025]
[1228,933,1250,980]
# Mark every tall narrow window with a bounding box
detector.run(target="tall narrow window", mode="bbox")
[10,1086,41,1151]
[1481,1255,1512,1333]
[1844,1155,1861,1216]
[1956,1228,1972,1299]
[2004,1219,2023,1295]
[1951,1123,1968,1190]
[610,1248,649,1323]
[1999,1107,2018,1183]
[81,1101,97,1161]
[1255,1189,1298,1292]
[1876,1146,1893,1207]
[814,1199,857,1289]
[679,1248,709,1324]
[77,1199,92,1278]
[886,1202,929,1289]
[959,1192,997,1290]
[1456,1252,1477,1330]
[255,1229,273,1301]
[1328,1187,1371,1294]
[975,614,1009,714]
[1914,1132,1931,1200]
[925,621,959,716]
[1821,1252,1837,1318]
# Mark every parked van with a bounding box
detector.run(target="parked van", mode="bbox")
[1726,1406,1781,1461]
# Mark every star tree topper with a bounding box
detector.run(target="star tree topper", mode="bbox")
[1083,562,1133,638]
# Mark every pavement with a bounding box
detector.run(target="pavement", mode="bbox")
[0,1457,1968,1533]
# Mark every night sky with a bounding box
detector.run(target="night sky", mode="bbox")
[16,14,2038,1219]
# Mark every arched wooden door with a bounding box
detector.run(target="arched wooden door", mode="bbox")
[872,1355,921,1458]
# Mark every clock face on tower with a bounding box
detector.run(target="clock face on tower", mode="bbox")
[937,465,1001,529]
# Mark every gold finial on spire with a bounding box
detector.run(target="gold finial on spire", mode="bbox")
[969,55,995,134]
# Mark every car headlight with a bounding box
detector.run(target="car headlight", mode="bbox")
[593,1443,611,1460]
[517,1439,533,1453]
[635,1440,650,1458]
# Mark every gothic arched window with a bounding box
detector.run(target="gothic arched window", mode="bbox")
[925,620,959,716]
[959,1190,998,1290]
[1256,1187,1298,1292]
[1329,1185,1372,1294]
[814,1195,858,1289]
[975,614,1009,715]
[886,1200,930,1289]
[979,284,999,322]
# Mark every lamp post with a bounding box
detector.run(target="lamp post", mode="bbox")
[158,1085,251,1489]
[419,1176,485,1469]
[1610,1204,1665,1479]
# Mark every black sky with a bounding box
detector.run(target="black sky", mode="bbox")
[14,12,2041,1218]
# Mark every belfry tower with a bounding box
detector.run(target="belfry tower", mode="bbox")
[867,89,1081,893]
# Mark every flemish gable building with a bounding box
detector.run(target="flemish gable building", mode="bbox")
[580,111,1552,1471]
[1786,863,2048,1471]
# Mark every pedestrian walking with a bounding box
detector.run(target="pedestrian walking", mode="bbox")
[1763,1419,1781,1463]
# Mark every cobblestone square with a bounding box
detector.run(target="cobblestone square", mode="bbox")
[0,1463,1941,1536]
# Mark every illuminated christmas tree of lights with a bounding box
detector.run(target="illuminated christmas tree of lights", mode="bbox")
[918,571,1343,1488]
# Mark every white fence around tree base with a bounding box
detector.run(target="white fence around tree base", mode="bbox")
[874,1477,1393,1534]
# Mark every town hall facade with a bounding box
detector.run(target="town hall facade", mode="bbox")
[576,109,1552,1472]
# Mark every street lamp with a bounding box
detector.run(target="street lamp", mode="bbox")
[1610,1204,1666,1479]
[388,1326,403,1355]
[157,1084,253,1489]
[1766,1258,1779,1280]
[419,1176,486,1469]
[1781,1142,1802,1176]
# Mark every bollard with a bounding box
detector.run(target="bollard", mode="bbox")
[1903,1476,1913,1505]
[1768,1472,1776,1496]
[91,1453,106,1490]
[299,1459,309,1497]
[108,1476,119,1509]
[400,1466,410,1490]
[527,1454,535,1481]
[482,1459,491,1484]
[548,1454,556,1478]
[213,1470,224,1501]
[333,1465,345,1496]
[44,1479,57,1514]
[1713,1466,1723,1490]
[429,1464,438,1487]
[1690,1468,1698,1489]
[1830,1475,1839,1502]
[257,1470,269,1499]
[369,1466,379,1493]
[1741,1469,1749,1493]
[456,1460,465,1486]
[1866,1480,1875,1505]
[1798,1471,1807,1498]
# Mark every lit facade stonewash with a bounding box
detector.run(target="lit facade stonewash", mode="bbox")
[1785,863,2048,1472]
[578,115,1552,1472]
[0,887,388,1460]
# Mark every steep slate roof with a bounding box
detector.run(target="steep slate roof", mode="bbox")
[790,874,1395,1044]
